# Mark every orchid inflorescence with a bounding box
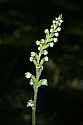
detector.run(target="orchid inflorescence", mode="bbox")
[25,14,63,91]
[25,15,63,125]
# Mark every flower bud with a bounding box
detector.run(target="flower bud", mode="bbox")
[55,32,59,37]
[44,56,48,61]
[31,52,35,57]
[30,57,33,62]
[54,38,58,43]
[36,40,40,45]
[27,99,34,107]
[60,19,63,23]
[29,79,33,85]
[41,39,44,43]
[50,29,53,33]
[49,42,54,47]
[25,72,32,78]
[44,29,49,33]
[38,47,41,50]
[57,27,61,31]
[41,79,48,86]
[53,20,56,24]
[43,50,48,55]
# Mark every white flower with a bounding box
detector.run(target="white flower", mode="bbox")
[41,39,44,43]
[45,29,49,33]
[36,40,40,45]
[54,38,58,43]
[58,23,61,26]
[53,20,56,24]
[27,99,34,107]
[29,79,33,85]
[38,47,41,50]
[43,50,48,55]
[58,16,61,20]
[55,17,58,20]
[30,57,33,62]
[44,56,48,61]
[51,25,53,28]
[60,19,63,23]
[57,27,61,31]
[41,66,43,70]
[41,79,48,86]
[50,29,53,32]
[55,32,59,37]
[25,72,32,78]
[56,21,59,24]
[49,42,54,47]
[31,52,35,57]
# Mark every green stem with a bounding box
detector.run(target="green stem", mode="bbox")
[32,87,38,125]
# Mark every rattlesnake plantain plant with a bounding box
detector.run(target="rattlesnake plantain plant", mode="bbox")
[25,14,63,125]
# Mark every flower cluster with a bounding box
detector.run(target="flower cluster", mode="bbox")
[25,14,63,88]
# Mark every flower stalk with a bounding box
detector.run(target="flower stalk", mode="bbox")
[25,14,63,125]
[32,86,38,125]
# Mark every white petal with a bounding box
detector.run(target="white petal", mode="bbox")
[31,52,35,57]
[30,57,33,62]
[41,79,48,86]
[27,100,34,107]
[25,72,32,78]
[41,39,45,43]
[38,47,41,50]
[44,56,48,61]
[43,50,48,55]
[29,79,33,85]
[55,32,59,37]
[49,42,54,47]
[57,27,61,31]
[50,29,53,33]
[53,20,56,24]
[54,38,58,43]
[36,40,40,45]
[60,19,63,23]
[45,29,49,33]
